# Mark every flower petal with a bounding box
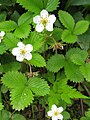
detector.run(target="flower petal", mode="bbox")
[36,24,44,32]
[52,116,58,120]
[33,15,41,24]
[16,55,24,62]
[40,9,48,18]
[24,53,32,60]
[48,15,56,23]
[12,47,20,56]
[17,42,25,48]
[51,104,57,111]
[57,114,63,120]
[46,23,53,31]
[0,39,1,43]
[25,44,33,52]
[57,107,63,113]
[0,31,5,36]
[47,110,53,117]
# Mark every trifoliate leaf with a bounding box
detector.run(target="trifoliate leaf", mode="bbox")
[73,20,89,35]
[28,77,50,96]
[61,29,77,43]
[0,21,17,31]
[66,48,88,65]
[17,0,43,13]
[80,62,90,82]
[46,0,60,11]
[30,53,46,67]
[58,10,75,31]
[64,60,84,82]
[46,54,65,73]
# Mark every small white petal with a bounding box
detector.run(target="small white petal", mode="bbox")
[16,55,24,62]
[0,39,1,43]
[33,15,41,24]
[47,110,53,117]
[0,31,5,36]
[46,23,53,31]
[12,48,20,56]
[51,104,57,111]
[40,9,48,18]
[52,116,58,120]
[48,15,56,23]
[36,24,44,32]
[17,42,25,48]
[24,53,32,60]
[25,44,33,52]
[57,107,63,113]
[57,114,63,120]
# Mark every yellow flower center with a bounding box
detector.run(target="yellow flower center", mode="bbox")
[54,111,59,116]
[41,18,48,25]
[20,49,26,55]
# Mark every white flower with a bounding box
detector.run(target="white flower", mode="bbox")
[47,104,63,120]
[12,42,33,62]
[0,31,5,43]
[33,9,56,32]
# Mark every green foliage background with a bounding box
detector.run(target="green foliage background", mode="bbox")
[0,0,90,119]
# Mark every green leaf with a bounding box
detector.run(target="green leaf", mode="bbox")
[46,54,65,73]
[0,103,3,110]
[24,32,44,52]
[30,53,46,67]
[73,20,89,35]
[14,22,31,39]
[61,29,77,43]
[2,110,11,120]
[12,114,26,120]
[1,71,27,89]
[46,0,60,11]
[0,62,20,73]
[0,12,6,22]
[66,48,88,65]
[18,11,33,25]
[0,44,8,55]
[28,77,50,96]
[58,10,75,31]
[80,63,90,82]
[64,60,84,82]
[3,33,19,51]
[52,28,63,41]
[10,85,33,110]
[1,71,34,111]
[16,0,43,13]
[0,21,17,32]
[72,0,90,6]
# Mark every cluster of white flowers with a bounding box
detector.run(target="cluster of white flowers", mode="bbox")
[47,104,63,120]
[33,9,56,32]
[12,42,33,62]
[0,31,5,43]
